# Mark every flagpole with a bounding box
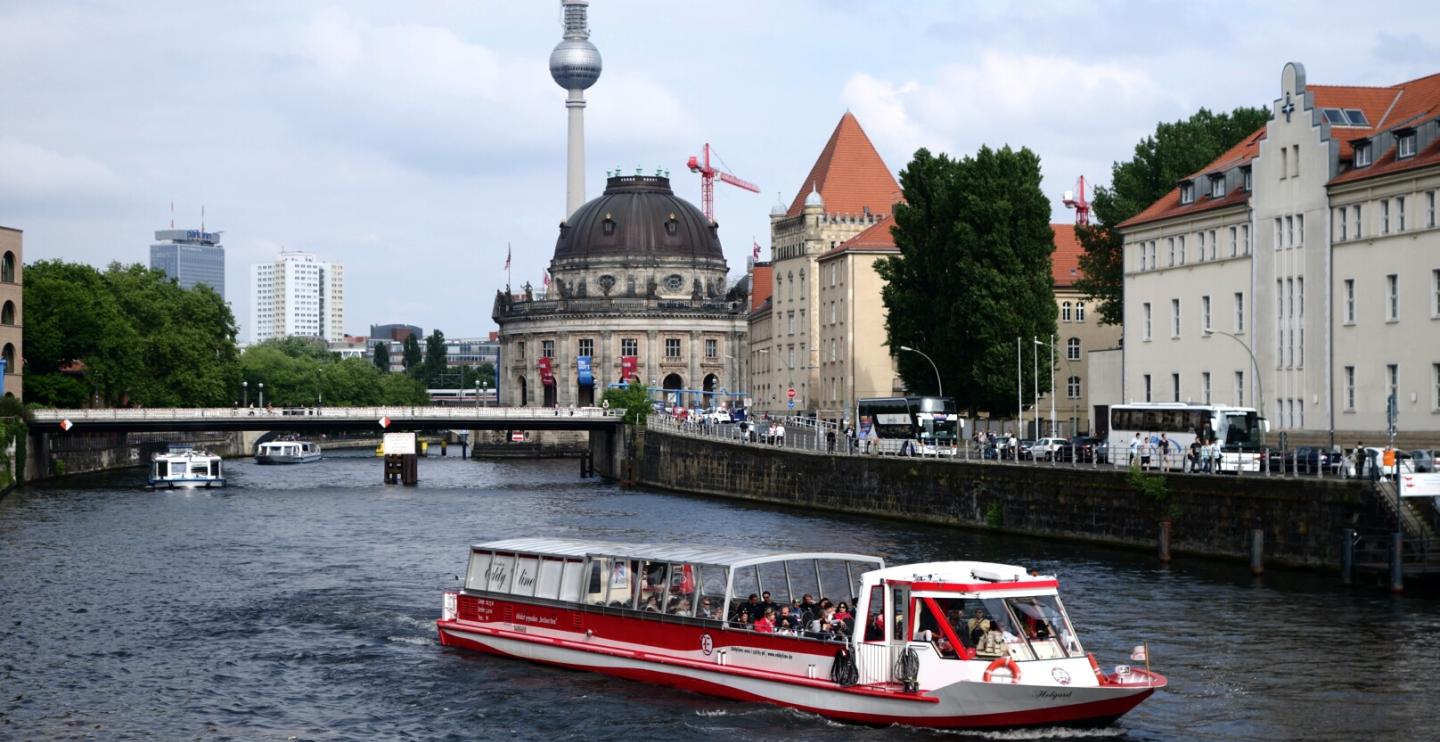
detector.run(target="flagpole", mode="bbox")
[507,242,512,293]
[1144,640,1151,684]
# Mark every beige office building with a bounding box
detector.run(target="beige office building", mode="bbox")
[1120,62,1440,446]
[0,226,21,400]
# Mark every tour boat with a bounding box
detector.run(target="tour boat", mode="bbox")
[148,446,225,489]
[254,440,322,465]
[437,538,1165,729]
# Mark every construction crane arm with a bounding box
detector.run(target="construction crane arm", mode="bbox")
[717,171,760,193]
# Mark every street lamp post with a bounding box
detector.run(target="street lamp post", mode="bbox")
[1032,337,1039,438]
[897,346,942,398]
[258,382,265,408]
[1204,329,1264,418]
[242,381,248,407]
[475,379,482,410]
[1033,337,1055,436]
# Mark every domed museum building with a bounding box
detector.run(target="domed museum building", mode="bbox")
[493,172,749,408]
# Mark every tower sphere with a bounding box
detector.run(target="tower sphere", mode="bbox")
[550,39,602,91]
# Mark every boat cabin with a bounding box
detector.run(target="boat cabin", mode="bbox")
[462,538,882,630]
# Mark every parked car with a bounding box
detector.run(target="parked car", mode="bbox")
[1409,449,1437,473]
[705,408,733,424]
[1069,435,1106,463]
[1029,437,1069,461]
[1015,439,1037,461]
[1265,446,1340,474]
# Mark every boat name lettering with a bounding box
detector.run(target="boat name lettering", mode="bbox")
[486,565,509,586]
[518,570,535,588]
[515,612,557,626]
[1034,690,1073,700]
[728,646,794,661]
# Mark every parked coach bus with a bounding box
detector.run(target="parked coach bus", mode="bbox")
[1106,403,1267,472]
[856,396,962,456]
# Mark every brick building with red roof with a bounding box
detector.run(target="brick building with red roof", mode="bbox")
[1119,62,1440,447]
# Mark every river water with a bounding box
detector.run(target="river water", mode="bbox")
[2,450,1437,741]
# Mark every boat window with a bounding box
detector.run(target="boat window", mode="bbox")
[697,564,727,620]
[786,559,821,607]
[844,561,876,603]
[916,596,991,658]
[559,559,585,602]
[756,561,791,607]
[1006,596,1082,658]
[513,555,539,596]
[465,551,493,592]
[815,560,850,606]
[665,563,695,616]
[972,598,1036,661]
[487,553,516,592]
[638,560,668,612]
[536,557,564,600]
[862,585,885,642]
[890,586,909,641]
[585,558,610,606]
[610,558,639,608]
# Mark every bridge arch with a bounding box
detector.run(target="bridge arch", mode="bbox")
[662,373,684,408]
[1,300,13,325]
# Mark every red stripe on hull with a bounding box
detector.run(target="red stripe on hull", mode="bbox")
[439,625,1155,730]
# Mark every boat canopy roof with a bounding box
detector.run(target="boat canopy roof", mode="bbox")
[867,561,1059,594]
[472,537,884,572]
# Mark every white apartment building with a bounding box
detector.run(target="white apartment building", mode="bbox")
[249,251,345,344]
[1121,62,1440,446]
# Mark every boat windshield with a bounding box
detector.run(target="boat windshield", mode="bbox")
[918,595,1081,661]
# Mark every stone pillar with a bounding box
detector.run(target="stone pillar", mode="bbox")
[689,330,701,408]
[646,329,659,401]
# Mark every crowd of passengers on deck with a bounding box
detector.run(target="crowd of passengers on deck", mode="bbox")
[728,591,854,641]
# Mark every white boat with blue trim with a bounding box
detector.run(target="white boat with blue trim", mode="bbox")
[148,446,225,489]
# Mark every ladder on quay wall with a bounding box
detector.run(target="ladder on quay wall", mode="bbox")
[1373,479,1438,542]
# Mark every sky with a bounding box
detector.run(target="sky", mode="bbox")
[3,1,1438,340]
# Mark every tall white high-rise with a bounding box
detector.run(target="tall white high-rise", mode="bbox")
[249,251,345,343]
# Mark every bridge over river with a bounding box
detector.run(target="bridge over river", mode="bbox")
[28,406,625,434]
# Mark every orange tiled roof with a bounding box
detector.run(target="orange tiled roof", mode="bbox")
[1050,224,1084,288]
[818,216,896,261]
[751,263,773,311]
[1120,129,1263,230]
[787,113,901,218]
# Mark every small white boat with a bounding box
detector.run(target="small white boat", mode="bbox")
[148,446,225,489]
[255,440,323,465]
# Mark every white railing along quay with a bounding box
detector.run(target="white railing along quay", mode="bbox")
[30,406,626,423]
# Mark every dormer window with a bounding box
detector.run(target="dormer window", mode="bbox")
[602,213,616,236]
[1210,175,1225,199]
[1243,167,1253,192]
[1355,140,1372,167]
[1397,130,1417,159]
[664,213,678,236]
[1180,181,1195,205]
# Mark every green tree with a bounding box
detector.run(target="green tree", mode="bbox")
[402,334,422,371]
[372,342,390,373]
[602,381,652,425]
[1075,106,1270,325]
[879,146,1057,414]
[378,372,430,404]
[421,329,447,385]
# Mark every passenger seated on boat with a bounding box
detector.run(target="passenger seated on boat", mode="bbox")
[753,608,777,633]
[738,593,763,618]
[865,614,884,642]
[976,624,1006,657]
[776,605,800,631]
[667,596,692,616]
[760,591,775,615]
[731,608,752,628]
[696,598,718,620]
[833,602,852,624]
[640,594,661,613]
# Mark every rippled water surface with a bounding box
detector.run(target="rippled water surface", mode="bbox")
[2,449,1438,741]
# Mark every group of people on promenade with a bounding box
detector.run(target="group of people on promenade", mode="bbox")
[730,591,854,641]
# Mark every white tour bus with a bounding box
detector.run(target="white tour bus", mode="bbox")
[1107,403,1266,472]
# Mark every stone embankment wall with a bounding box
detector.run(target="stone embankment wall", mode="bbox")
[630,428,1376,568]
[28,430,248,481]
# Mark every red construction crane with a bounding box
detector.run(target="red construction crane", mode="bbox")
[686,143,759,223]
[1062,175,1090,226]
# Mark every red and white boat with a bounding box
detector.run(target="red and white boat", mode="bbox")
[437,538,1165,730]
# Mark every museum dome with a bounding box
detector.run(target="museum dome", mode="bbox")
[553,174,726,266]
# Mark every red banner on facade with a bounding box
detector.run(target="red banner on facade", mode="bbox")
[620,355,638,383]
[538,357,556,387]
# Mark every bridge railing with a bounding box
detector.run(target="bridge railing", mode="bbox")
[30,406,626,422]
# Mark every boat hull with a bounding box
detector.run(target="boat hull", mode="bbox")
[254,453,322,465]
[436,614,1160,730]
[148,477,226,489]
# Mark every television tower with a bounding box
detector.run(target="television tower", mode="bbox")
[550,0,602,220]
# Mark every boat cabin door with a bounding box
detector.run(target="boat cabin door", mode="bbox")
[888,582,910,643]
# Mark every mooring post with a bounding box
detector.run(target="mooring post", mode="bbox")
[1250,528,1265,576]
[1341,528,1355,586]
[1158,521,1171,563]
[1390,532,1405,594]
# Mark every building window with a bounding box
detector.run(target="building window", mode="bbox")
[1197,232,1206,261]
[1297,215,1304,245]
[1229,226,1238,256]
[1345,279,1356,324]
[1353,205,1363,238]
[705,338,718,358]
[1143,374,1152,402]
[1168,237,1176,266]
[1434,363,1440,411]
[1180,181,1194,204]
[1345,366,1356,410]
[1235,371,1245,406]
[830,302,836,324]
[1292,144,1300,178]
[1273,217,1282,250]
[1061,301,1072,322]
[1201,295,1211,331]
[1433,269,1440,317]
[1143,303,1152,341]
[1382,200,1390,234]
[1178,235,1186,265]
[787,312,795,335]
[1171,373,1181,402]
[621,337,637,357]
[1387,363,1399,405]
[1387,274,1399,321]
[1281,147,1289,179]
[665,338,681,358]
[1398,131,1417,159]
[1242,224,1251,255]
[1243,167,1253,192]
[1148,241,1157,268]
[1171,298,1181,338]
[1066,376,1081,399]
[1208,229,1217,260]
[1337,207,1347,241]
[1355,140,1372,167]
[830,338,838,361]
[1286,216,1294,247]
[1234,292,1244,332]
[1076,302,1086,322]
[1429,191,1436,228]
[542,340,555,359]
[1397,196,1406,231]
[578,338,594,357]
[1210,176,1224,199]
[1066,337,1080,361]
[1202,372,1212,404]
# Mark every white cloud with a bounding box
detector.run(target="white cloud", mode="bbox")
[0,136,129,203]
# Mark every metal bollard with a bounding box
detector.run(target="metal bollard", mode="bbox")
[1250,528,1264,576]
[1341,528,1355,586]
[1391,532,1405,594]
[1158,521,1172,563]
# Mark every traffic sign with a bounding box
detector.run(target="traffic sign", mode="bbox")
[788,400,796,409]
[59,418,74,432]
[378,416,391,429]
[787,387,796,399]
